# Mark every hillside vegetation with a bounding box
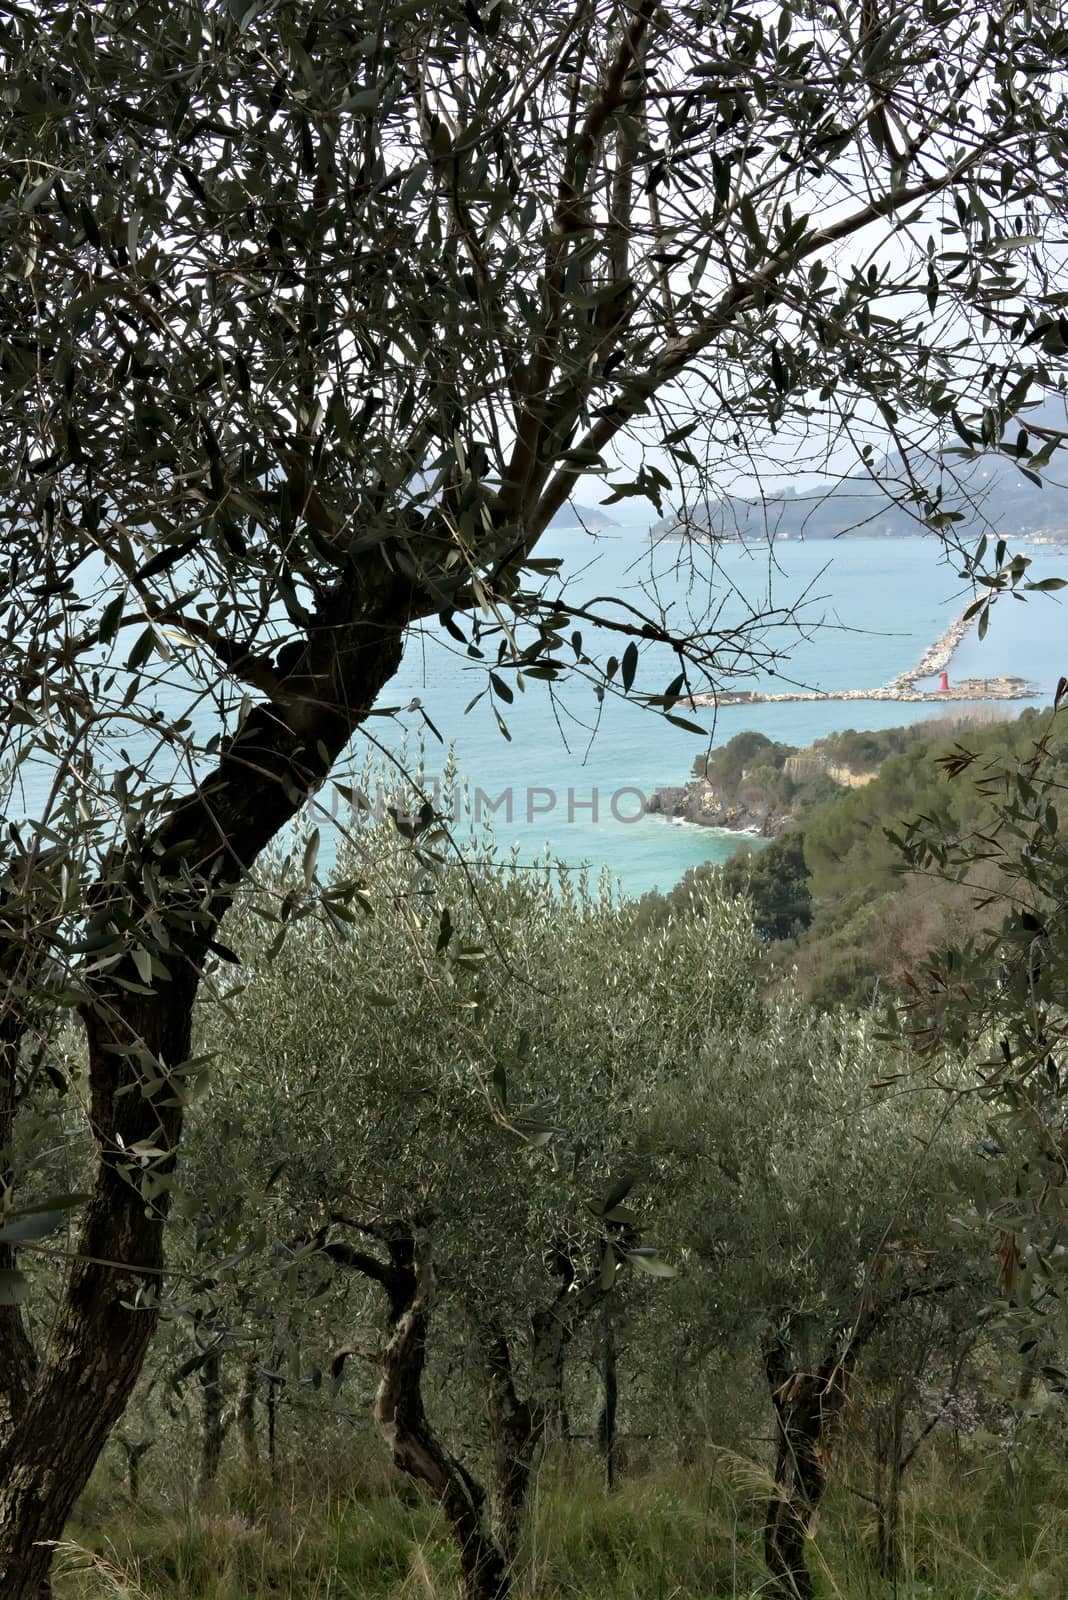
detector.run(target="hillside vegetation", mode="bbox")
[16,712,1067,1600]
[640,709,1068,1007]
[6,0,1068,1591]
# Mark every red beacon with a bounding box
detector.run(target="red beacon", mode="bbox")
[939,670,949,692]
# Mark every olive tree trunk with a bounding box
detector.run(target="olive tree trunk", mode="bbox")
[116,1433,154,1505]
[763,1340,845,1600]
[0,620,406,1597]
[327,1220,510,1600]
[761,1286,957,1600]
[237,1362,259,1473]
[596,1309,619,1492]
[482,1268,611,1566]
[197,1348,227,1501]
[483,1329,541,1571]
[0,977,193,1600]
[375,1234,510,1600]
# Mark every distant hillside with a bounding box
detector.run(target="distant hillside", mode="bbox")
[639,707,1065,1009]
[549,502,618,530]
[651,400,1068,543]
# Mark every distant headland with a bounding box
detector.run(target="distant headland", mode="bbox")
[550,503,618,531]
[649,425,1068,545]
[647,710,1019,838]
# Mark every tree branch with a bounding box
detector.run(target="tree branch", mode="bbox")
[529,144,1006,547]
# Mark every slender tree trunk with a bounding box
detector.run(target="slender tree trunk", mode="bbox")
[116,1435,153,1505]
[596,1309,619,1492]
[872,1401,888,1576]
[197,1349,226,1500]
[267,1368,282,1477]
[873,1335,977,1580]
[484,1328,540,1573]
[238,1362,259,1472]
[1016,1343,1038,1405]
[875,1387,905,1580]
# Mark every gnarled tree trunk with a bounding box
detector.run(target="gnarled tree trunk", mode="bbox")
[483,1263,609,1567]
[763,1334,855,1600]
[0,858,47,1453]
[760,1288,951,1600]
[369,1230,509,1600]
[0,978,192,1600]
[0,621,407,1596]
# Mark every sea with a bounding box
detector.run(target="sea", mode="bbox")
[10,525,1066,901]
[343,523,1068,898]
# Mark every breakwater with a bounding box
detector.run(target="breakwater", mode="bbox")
[687,606,1036,708]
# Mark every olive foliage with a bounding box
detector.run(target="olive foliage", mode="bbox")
[2,0,1068,1589]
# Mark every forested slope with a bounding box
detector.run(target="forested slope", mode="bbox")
[639,708,1068,1007]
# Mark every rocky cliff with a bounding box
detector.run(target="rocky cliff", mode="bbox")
[647,746,876,834]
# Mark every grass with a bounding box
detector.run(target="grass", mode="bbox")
[53,1441,1068,1600]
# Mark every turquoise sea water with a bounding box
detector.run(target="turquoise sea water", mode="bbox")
[11,528,1065,900]
[345,526,1068,898]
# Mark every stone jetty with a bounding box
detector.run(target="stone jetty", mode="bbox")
[686,606,1036,709]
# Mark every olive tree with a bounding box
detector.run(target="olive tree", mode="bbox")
[2,0,1068,1589]
[645,1002,993,1599]
[182,829,994,1600]
[180,827,758,1596]
[894,695,1068,1388]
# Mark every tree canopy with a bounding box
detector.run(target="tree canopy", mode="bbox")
[3,0,1068,1591]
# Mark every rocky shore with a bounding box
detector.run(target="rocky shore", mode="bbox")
[645,782,786,835]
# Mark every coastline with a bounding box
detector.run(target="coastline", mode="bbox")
[650,598,1042,840]
[685,606,1035,709]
